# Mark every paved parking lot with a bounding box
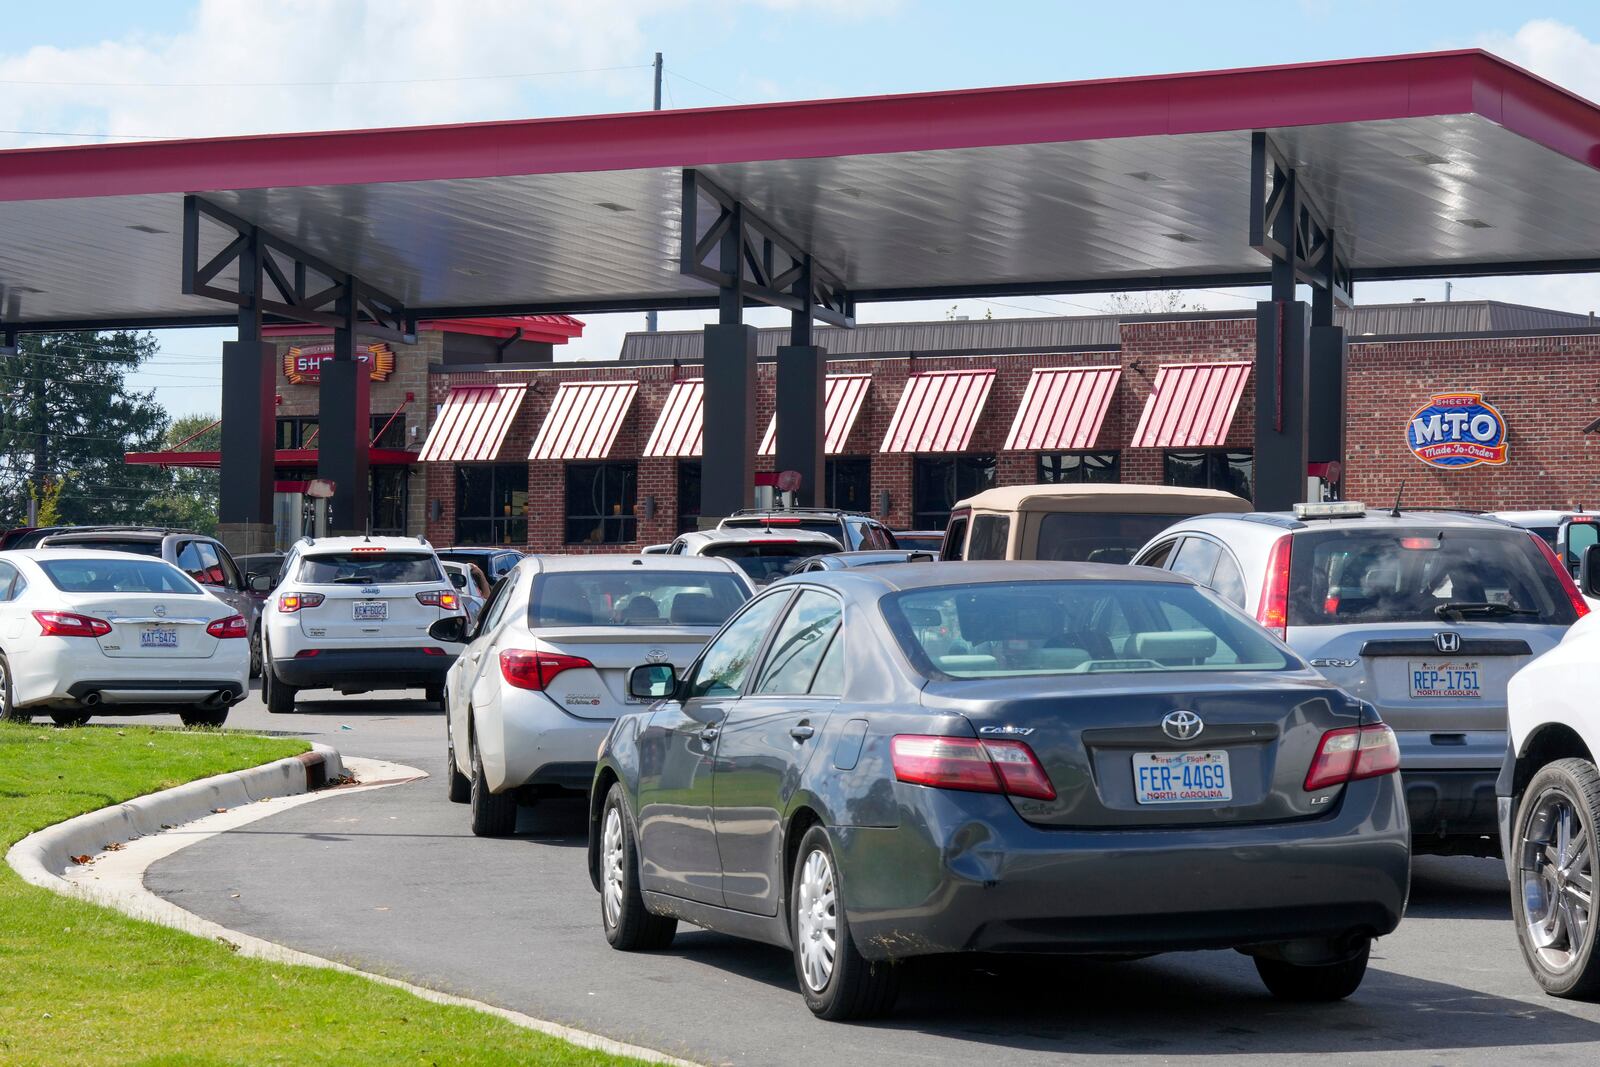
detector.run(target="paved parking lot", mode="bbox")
[100,692,1600,1065]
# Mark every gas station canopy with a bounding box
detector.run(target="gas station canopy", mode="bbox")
[3,49,1600,329]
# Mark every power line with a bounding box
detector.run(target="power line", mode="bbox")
[0,63,651,90]
[664,68,743,105]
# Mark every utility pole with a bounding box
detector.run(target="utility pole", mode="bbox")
[646,51,663,335]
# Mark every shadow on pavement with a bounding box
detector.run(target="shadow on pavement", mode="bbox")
[1407,855,1512,920]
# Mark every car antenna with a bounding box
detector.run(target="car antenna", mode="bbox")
[1389,480,1405,519]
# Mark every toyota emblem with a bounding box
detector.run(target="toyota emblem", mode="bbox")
[645,648,670,664]
[1435,631,1462,654]
[1161,710,1204,741]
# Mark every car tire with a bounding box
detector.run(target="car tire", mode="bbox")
[468,726,519,837]
[445,722,471,804]
[0,653,28,723]
[248,626,263,680]
[180,709,230,729]
[426,684,446,709]
[1511,758,1600,998]
[263,660,297,715]
[50,711,91,727]
[599,782,676,951]
[790,824,900,1020]
[1254,941,1370,1001]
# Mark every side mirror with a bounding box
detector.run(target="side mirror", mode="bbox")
[248,573,275,594]
[1581,544,1600,599]
[428,615,470,644]
[628,663,677,700]
[449,572,468,590]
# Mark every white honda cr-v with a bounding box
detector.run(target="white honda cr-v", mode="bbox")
[259,536,465,713]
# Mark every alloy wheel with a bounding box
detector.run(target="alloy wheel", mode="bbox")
[601,807,625,930]
[795,848,838,992]
[1521,786,1596,973]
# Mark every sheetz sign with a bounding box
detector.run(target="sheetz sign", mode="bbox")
[283,342,396,385]
[1406,391,1508,469]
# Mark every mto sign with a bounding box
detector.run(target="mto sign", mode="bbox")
[1406,392,1508,469]
[282,342,396,385]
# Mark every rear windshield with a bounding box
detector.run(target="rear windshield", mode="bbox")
[722,517,843,540]
[1035,513,1187,565]
[530,571,750,627]
[1288,528,1576,627]
[886,579,1292,679]
[41,538,162,556]
[703,542,825,583]
[38,558,201,595]
[296,552,443,585]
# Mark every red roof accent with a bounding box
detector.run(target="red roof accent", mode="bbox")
[880,370,995,454]
[642,379,703,458]
[758,374,872,457]
[262,315,583,343]
[124,448,418,469]
[528,380,639,460]
[1003,366,1121,451]
[1131,362,1252,448]
[417,383,528,462]
[0,52,1592,202]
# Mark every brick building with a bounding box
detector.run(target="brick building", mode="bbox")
[409,299,1600,554]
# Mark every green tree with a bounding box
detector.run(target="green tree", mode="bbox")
[142,414,222,535]
[0,331,171,528]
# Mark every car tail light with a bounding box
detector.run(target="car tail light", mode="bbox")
[350,546,386,554]
[206,615,248,639]
[499,650,595,691]
[295,649,321,658]
[890,735,1056,801]
[1256,534,1293,639]
[416,589,460,610]
[33,610,112,638]
[277,592,325,613]
[1304,723,1400,791]
[1530,533,1591,619]
[421,647,447,657]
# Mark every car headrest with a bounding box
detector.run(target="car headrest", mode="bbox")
[670,593,723,626]
[955,593,1063,644]
[621,597,662,623]
[1131,630,1218,664]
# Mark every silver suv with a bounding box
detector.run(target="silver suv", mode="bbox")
[1131,503,1589,856]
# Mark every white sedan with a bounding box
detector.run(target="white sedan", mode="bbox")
[0,549,250,727]
[436,554,754,836]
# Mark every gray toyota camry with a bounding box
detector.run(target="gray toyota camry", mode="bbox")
[588,562,1410,1020]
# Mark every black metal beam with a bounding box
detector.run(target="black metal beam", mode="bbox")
[1250,133,1353,308]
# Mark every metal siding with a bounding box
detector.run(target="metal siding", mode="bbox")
[1131,362,1251,448]
[528,380,639,460]
[879,369,995,454]
[642,379,704,458]
[1003,365,1121,450]
[416,383,529,463]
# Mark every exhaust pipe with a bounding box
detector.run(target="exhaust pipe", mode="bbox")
[81,691,102,707]
[204,690,233,708]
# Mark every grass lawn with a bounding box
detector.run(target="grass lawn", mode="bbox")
[0,723,648,1067]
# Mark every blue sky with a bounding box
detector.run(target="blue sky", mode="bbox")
[8,1,1600,416]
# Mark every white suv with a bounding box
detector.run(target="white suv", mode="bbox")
[260,536,465,714]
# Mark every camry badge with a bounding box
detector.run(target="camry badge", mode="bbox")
[1161,710,1204,742]
[978,725,1034,736]
[1435,631,1462,654]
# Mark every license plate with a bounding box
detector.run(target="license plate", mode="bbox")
[353,602,388,621]
[1408,660,1481,698]
[140,626,178,648]
[1133,750,1232,804]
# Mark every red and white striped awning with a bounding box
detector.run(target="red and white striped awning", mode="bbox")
[417,382,528,463]
[642,379,704,457]
[528,380,639,460]
[879,369,995,453]
[1003,365,1121,451]
[758,373,872,457]
[1131,361,1252,448]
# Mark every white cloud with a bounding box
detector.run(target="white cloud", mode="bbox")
[1479,19,1600,105]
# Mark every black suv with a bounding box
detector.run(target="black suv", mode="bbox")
[717,508,899,550]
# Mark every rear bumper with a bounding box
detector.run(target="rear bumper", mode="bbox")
[272,647,455,690]
[1400,768,1499,851]
[477,689,611,794]
[832,774,1411,962]
[10,638,248,709]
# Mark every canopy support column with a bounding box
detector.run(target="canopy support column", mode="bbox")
[318,277,371,535]
[215,226,276,556]
[1308,283,1348,496]
[701,201,755,522]
[775,254,826,507]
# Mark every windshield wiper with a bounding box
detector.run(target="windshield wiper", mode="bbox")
[1434,602,1539,620]
[331,575,380,583]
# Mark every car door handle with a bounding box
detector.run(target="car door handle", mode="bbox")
[698,726,721,743]
[789,724,815,742]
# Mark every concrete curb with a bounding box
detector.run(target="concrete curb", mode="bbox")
[6,742,345,892]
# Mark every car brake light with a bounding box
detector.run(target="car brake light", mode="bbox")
[33,610,112,638]
[499,649,595,691]
[751,539,797,544]
[890,735,1056,801]
[350,546,386,554]
[277,592,326,613]
[1257,534,1292,639]
[416,589,459,610]
[1304,723,1400,791]
[1399,537,1440,550]
[1530,533,1591,619]
[763,518,803,525]
[206,615,248,639]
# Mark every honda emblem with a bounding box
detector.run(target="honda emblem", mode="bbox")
[1435,631,1462,654]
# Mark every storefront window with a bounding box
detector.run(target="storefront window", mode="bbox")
[455,464,528,546]
[1037,451,1120,484]
[825,457,872,512]
[370,413,407,449]
[277,416,317,449]
[913,455,996,531]
[275,414,404,451]
[566,462,637,545]
[370,467,408,537]
[1164,450,1254,500]
[677,461,701,534]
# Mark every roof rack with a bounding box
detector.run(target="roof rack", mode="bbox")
[726,506,868,518]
